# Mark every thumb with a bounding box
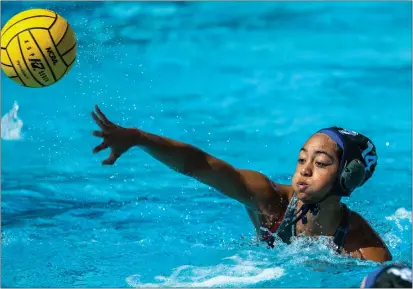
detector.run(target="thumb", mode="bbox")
[102,152,118,165]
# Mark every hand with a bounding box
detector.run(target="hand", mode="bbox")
[91,105,139,165]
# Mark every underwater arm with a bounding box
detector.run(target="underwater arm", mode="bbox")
[357,245,392,263]
[346,212,393,263]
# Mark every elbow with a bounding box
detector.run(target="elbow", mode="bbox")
[181,150,212,176]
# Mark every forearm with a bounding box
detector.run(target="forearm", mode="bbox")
[131,129,211,176]
[125,128,267,208]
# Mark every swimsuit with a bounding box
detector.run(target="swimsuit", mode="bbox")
[261,192,351,254]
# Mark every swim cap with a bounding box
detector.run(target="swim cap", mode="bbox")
[363,265,412,288]
[317,127,378,196]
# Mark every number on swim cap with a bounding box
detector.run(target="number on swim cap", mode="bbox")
[338,129,359,136]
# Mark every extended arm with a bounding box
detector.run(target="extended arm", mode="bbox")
[91,105,278,210]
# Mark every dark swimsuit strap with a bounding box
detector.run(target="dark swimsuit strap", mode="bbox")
[261,192,299,247]
[333,203,351,254]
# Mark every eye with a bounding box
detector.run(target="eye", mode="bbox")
[298,158,305,164]
[315,162,328,168]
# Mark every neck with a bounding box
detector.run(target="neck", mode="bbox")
[297,195,343,236]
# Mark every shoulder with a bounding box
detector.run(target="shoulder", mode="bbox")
[237,169,292,214]
[344,210,392,262]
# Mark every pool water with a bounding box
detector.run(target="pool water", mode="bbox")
[1,1,412,288]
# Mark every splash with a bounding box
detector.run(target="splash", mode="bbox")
[125,251,284,287]
[386,208,412,231]
[1,101,23,140]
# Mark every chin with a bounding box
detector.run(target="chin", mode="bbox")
[296,191,319,204]
[296,190,311,200]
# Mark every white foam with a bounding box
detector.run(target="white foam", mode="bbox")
[385,208,412,231]
[126,252,284,287]
[383,233,402,249]
[1,101,23,140]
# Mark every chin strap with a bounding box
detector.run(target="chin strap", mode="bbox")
[290,203,320,226]
[289,189,343,227]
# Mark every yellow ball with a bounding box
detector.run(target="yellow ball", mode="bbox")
[1,8,77,88]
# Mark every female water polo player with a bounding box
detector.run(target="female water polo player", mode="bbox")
[91,105,392,263]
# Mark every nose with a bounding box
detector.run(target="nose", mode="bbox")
[300,162,312,177]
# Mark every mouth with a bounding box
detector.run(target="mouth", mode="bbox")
[296,181,309,192]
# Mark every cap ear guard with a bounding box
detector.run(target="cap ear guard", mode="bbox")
[318,127,378,197]
[340,159,367,194]
[340,139,377,195]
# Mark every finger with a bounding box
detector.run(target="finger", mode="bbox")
[102,152,118,165]
[92,130,106,138]
[91,111,108,130]
[93,142,109,153]
[95,105,114,126]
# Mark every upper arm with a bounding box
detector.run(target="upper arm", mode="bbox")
[358,245,392,263]
[346,212,392,263]
[186,153,281,210]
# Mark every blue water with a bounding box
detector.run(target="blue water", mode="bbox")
[1,1,412,287]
